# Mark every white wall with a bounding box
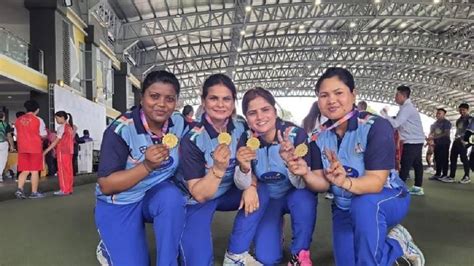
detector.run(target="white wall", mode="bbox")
[53,84,106,150]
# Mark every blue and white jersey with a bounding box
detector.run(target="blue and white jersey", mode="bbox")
[238,119,314,199]
[96,107,188,204]
[179,114,246,201]
[311,111,406,210]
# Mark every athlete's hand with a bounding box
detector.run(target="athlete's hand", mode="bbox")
[278,128,296,163]
[144,144,170,170]
[324,149,347,187]
[287,157,309,177]
[236,146,256,173]
[212,144,231,175]
[239,185,259,216]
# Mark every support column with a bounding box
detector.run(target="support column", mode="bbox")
[113,62,129,113]
[26,0,67,127]
[85,25,100,101]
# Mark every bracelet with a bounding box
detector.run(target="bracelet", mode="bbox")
[211,167,224,179]
[142,161,153,173]
[345,177,353,191]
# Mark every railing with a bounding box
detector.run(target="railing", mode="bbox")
[0,27,44,73]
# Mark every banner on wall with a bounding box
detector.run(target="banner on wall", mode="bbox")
[53,84,106,150]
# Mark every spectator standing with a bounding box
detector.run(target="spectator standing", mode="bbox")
[357,100,368,111]
[78,129,93,143]
[0,111,15,182]
[443,103,472,183]
[381,86,426,196]
[14,100,47,199]
[43,111,75,195]
[428,108,451,180]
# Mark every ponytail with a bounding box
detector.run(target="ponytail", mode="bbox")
[67,113,74,128]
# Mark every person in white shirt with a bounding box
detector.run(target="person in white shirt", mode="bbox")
[381,85,426,196]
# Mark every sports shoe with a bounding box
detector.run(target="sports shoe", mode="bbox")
[288,250,312,266]
[428,175,441,180]
[96,240,111,266]
[440,176,455,183]
[425,167,435,174]
[324,192,334,200]
[388,225,425,266]
[29,192,45,199]
[459,175,471,184]
[54,190,72,196]
[223,251,262,266]
[408,186,424,196]
[14,189,27,199]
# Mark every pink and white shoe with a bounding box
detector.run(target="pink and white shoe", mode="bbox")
[288,250,312,266]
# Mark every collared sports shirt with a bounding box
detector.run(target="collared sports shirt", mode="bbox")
[96,107,187,204]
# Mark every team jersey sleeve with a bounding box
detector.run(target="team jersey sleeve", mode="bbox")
[179,135,206,180]
[365,117,396,170]
[97,128,130,178]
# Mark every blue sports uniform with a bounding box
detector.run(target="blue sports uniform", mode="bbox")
[179,114,270,265]
[95,107,188,266]
[311,111,410,266]
[238,119,322,265]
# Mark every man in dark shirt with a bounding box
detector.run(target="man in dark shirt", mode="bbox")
[442,103,471,183]
[428,108,451,180]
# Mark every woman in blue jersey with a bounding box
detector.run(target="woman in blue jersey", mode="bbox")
[94,70,188,266]
[179,74,270,265]
[287,67,425,266]
[234,87,329,265]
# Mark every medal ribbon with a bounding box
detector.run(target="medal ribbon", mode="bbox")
[140,109,169,144]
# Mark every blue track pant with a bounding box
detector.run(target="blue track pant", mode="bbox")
[254,188,317,265]
[180,184,270,266]
[95,181,186,266]
[332,187,410,266]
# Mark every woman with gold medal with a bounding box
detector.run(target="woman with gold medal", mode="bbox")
[94,71,189,265]
[178,74,270,265]
[287,68,425,266]
[234,87,328,265]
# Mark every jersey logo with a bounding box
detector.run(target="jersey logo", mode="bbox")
[189,125,205,142]
[343,165,359,178]
[261,171,286,182]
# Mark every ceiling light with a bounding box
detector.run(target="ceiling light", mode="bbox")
[186,53,191,57]
[349,22,356,28]
[245,5,252,12]
[433,0,440,3]
[181,36,187,41]
[7,96,12,99]
[240,30,246,36]
[234,60,238,64]
[288,43,293,47]
[376,40,382,45]
[374,0,381,3]
[400,22,407,28]
[307,65,312,69]
[332,40,337,45]
[299,24,305,30]
[237,47,242,52]
[315,0,321,5]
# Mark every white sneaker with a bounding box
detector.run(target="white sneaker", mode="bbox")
[425,167,435,174]
[96,240,110,266]
[388,225,425,266]
[223,251,262,266]
[324,192,334,200]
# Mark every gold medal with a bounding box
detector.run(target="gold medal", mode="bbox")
[246,137,260,151]
[294,143,308,157]
[217,132,232,145]
[162,133,178,149]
